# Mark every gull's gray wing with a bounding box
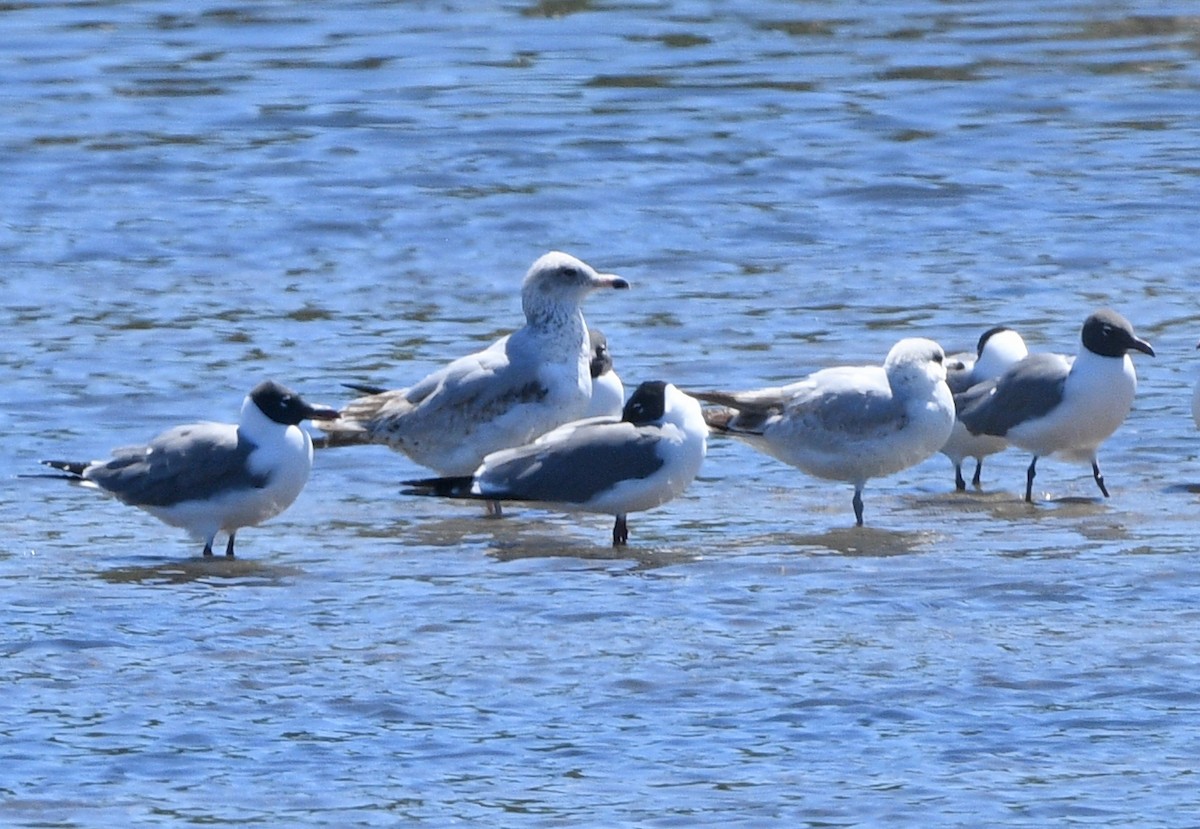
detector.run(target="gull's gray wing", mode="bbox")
[778,366,906,439]
[957,353,1069,437]
[700,366,905,440]
[86,423,265,507]
[478,422,663,505]
[338,336,548,431]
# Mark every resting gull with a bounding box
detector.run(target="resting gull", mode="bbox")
[585,327,625,418]
[940,326,1028,490]
[39,380,338,557]
[956,309,1154,502]
[403,380,707,546]
[695,338,955,526]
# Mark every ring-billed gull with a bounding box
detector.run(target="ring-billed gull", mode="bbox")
[585,327,625,418]
[403,381,707,546]
[695,338,955,526]
[956,309,1154,502]
[39,381,339,557]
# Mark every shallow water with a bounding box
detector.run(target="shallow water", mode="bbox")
[5,1,1200,826]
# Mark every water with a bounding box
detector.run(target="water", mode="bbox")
[4,0,1200,825]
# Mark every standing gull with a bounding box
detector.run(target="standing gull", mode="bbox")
[695,338,955,526]
[941,326,1028,490]
[956,309,1154,502]
[314,252,629,481]
[585,327,625,418]
[38,381,339,557]
[403,381,707,546]
[1192,341,1200,430]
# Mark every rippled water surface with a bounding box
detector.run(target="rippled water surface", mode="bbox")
[6,1,1200,826]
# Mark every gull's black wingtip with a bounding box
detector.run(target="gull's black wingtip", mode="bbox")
[401,476,477,499]
[40,459,88,476]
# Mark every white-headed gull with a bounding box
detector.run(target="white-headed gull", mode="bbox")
[315,252,629,483]
[696,338,955,526]
[585,327,625,418]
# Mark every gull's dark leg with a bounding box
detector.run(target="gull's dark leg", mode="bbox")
[852,488,864,526]
[225,533,236,558]
[612,514,629,547]
[1092,461,1110,498]
[486,500,504,518]
[954,464,967,492]
[1025,456,1039,503]
[202,540,214,557]
[972,459,984,489]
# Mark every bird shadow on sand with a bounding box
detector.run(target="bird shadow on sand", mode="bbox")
[96,555,303,587]
[402,512,701,571]
[746,525,938,557]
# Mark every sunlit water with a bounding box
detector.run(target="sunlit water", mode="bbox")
[5,1,1200,826]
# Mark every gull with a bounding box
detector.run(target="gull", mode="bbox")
[941,326,1028,490]
[403,381,707,546]
[695,338,955,525]
[585,327,625,418]
[334,328,626,424]
[956,309,1154,502]
[1192,341,1200,430]
[314,252,629,482]
[38,381,338,557]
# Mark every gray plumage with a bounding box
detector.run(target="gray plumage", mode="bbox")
[65,425,267,508]
[697,373,909,445]
[470,428,664,504]
[957,353,1069,438]
[37,380,339,557]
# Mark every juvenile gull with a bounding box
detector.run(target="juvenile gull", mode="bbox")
[39,381,339,557]
[585,327,625,418]
[403,381,707,546]
[940,326,1028,490]
[314,252,629,482]
[957,309,1154,502]
[337,328,626,419]
[695,338,955,526]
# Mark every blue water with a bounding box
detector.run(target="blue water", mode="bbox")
[5,1,1200,825]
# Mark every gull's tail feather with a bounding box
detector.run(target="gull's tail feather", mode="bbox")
[342,381,388,396]
[402,476,480,499]
[311,416,374,449]
[700,406,768,437]
[312,388,400,449]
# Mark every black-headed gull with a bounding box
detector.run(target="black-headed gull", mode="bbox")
[941,326,1028,490]
[40,381,338,557]
[403,381,707,546]
[957,309,1154,502]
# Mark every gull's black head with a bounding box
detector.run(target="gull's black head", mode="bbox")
[250,380,341,426]
[1081,309,1155,359]
[621,380,668,425]
[588,328,613,379]
[976,326,1013,357]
